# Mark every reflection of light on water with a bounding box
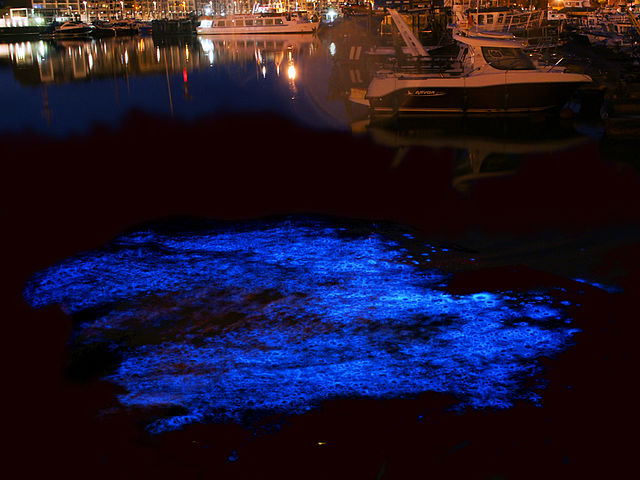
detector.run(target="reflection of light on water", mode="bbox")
[37,41,47,60]
[329,42,336,57]
[24,219,581,434]
[287,63,296,80]
[12,42,27,62]
[198,37,215,65]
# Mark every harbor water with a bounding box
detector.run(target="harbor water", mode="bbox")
[5,19,640,480]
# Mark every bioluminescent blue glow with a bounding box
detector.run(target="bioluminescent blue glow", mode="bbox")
[24,219,579,433]
[572,277,622,293]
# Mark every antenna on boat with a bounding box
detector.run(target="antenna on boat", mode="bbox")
[387,8,429,58]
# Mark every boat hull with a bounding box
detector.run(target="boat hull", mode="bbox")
[197,23,317,35]
[53,27,94,37]
[367,80,590,115]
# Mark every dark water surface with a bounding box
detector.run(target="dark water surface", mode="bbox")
[0,34,345,135]
[5,27,640,480]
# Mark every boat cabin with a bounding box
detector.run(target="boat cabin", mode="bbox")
[454,32,536,72]
[463,7,546,33]
[199,15,290,29]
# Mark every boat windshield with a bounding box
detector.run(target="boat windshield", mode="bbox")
[481,47,535,70]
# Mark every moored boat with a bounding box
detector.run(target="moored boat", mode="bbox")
[52,20,95,38]
[351,9,592,116]
[90,20,117,37]
[110,21,139,36]
[197,11,318,35]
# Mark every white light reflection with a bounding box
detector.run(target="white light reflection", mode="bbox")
[38,41,46,60]
[198,38,214,65]
[329,42,336,56]
[15,42,27,62]
[287,63,296,80]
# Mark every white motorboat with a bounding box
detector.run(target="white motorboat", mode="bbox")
[197,11,318,35]
[350,9,592,116]
[52,21,95,37]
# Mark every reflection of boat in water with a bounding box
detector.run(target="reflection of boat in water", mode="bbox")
[197,11,318,35]
[6,34,319,88]
[198,33,315,46]
[52,21,95,38]
[7,37,192,85]
[355,115,591,191]
[350,9,592,116]
[197,33,317,68]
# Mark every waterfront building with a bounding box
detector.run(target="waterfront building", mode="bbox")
[29,0,198,20]
[26,0,320,20]
[1,5,61,25]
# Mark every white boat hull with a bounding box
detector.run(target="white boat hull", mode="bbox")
[363,71,592,114]
[197,22,317,35]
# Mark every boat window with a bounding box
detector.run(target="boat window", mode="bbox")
[481,47,535,70]
[498,13,504,23]
[217,20,226,27]
[486,15,493,24]
[477,15,484,25]
[255,19,263,25]
[265,19,273,25]
[245,20,253,26]
[234,20,243,26]
[275,18,284,24]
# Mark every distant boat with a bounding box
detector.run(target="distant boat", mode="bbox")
[131,20,153,35]
[197,11,318,35]
[576,9,640,48]
[110,21,139,36]
[90,20,117,37]
[52,21,95,37]
[91,19,150,37]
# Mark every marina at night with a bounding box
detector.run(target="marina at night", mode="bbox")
[4,0,640,479]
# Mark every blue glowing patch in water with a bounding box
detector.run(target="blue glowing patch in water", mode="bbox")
[24,219,579,433]
[572,277,622,293]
